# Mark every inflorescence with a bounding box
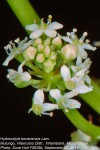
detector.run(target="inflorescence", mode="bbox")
[3,15,96,117]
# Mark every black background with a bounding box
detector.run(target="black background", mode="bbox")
[0,0,100,144]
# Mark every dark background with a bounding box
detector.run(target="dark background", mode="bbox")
[0,0,100,144]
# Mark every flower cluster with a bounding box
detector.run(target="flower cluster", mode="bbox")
[3,15,96,117]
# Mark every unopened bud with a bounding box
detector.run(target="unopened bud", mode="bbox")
[44,45,51,58]
[43,59,56,73]
[50,51,57,60]
[37,44,44,52]
[52,37,62,49]
[23,46,37,61]
[36,53,45,63]
[34,38,42,47]
[44,38,51,46]
[61,44,77,61]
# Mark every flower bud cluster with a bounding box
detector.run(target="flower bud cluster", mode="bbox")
[3,15,97,117]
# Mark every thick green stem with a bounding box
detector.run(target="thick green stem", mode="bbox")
[7,0,40,33]
[63,109,100,139]
[79,79,100,114]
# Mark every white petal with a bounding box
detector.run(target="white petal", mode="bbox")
[49,89,62,101]
[82,58,91,70]
[71,65,80,73]
[2,55,14,66]
[48,22,63,30]
[61,36,72,44]
[75,84,93,94]
[66,99,81,109]
[80,48,88,59]
[18,37,28,47]
[21,72,31,81]
[33,89,44,105]
[44,29,57,38]
[84,75,91,86]
[18,61,26,73]
[72,69,85,83]
[82,43,96,51]
[26,24,38,31]
[21,40,33,51]
[76,55,82,66]
[64,91,78,99]
[7,69,16,80]
[61,65,71,81]
[30,30,43,39]
[42,103,58,112]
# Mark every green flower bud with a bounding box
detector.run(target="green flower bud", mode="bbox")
[23,46,37,61]
[61,44,77,61]
[34,38,42,47]
[43,59,56,73]
[50,51,57,60]
[37,44,44,52]
[52,36,62,49]
[50,44,56,51]
[43,38,51,46]
[36,53,45,63]
[43,45,51,58]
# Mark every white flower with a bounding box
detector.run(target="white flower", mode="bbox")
[71,58,92,87]
[3,37,32,66]
[28,89,58,116]
[7,61,31,82]
[49,89,81,110]
[61,65,93,94]
[61,29,96,66]
[26,15,63,39]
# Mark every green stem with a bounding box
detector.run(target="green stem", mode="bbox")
[79,79,100,114]
[63,109,100,139]
[7,0,40,33]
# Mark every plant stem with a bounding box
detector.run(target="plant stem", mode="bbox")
[79,79,100,114]
[63,109,100,139]
[7,0,40,33]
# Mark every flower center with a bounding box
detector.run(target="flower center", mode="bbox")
[32,104,43,116]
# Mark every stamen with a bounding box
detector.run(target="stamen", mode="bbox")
[83,32,88,37]
[42,112,53,117]
[28,108,32,113]
[86,39,90,43]
[9,40,13,44]
[47,15,52,24]
[73,28,77,33]
[79,32,88,43]
[14,38,20,43]
[67,32,70,37]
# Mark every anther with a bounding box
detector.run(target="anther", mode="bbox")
[73,28,77,33]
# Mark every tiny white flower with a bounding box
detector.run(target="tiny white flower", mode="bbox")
[3,37,32,66]
[26,15,63,39]
[28,89,58,117]
[7,61,31,82]
[71,58,92,87]
[61,29,96,66]
[50,89,81,110]
[61,65,93,94]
